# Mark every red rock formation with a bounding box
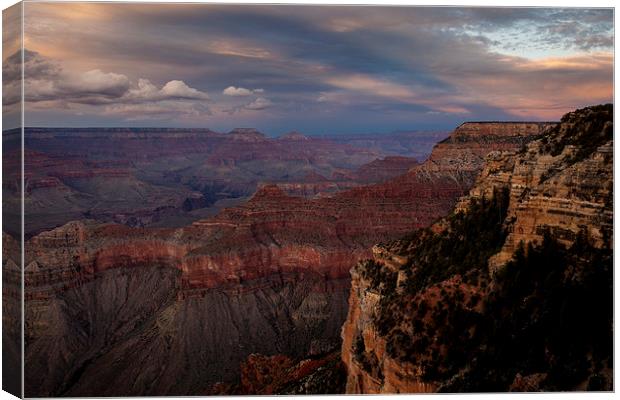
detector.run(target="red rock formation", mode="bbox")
[238,352,345,395]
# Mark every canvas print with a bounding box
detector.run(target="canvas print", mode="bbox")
[1,3,614,397]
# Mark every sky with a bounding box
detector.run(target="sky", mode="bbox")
[2,3,614,135]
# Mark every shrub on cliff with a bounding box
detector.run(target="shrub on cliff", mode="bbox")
[362,104,613,392]
[471,231,613,391]
[401,186,509,294]
[373,195,612,391]
[545,103,612,163]
[372,188,509,372]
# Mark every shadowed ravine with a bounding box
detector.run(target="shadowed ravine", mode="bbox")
[26,265,349,396]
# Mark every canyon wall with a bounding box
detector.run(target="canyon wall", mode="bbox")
[341,105,612,393]
[19,120,546,395]
[23,220,351,396]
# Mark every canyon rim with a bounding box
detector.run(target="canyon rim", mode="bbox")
[2,2,615,397]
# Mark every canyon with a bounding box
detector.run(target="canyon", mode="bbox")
[4,119,554,396]
[341,104,613,393]
[3,128,446,237]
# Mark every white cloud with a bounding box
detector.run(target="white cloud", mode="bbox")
[222,86,264,96]
[125,78,209,102]
[223,86,252,96]
[244,97,272,110]
[161,80,209,100]
[3,49,211,120]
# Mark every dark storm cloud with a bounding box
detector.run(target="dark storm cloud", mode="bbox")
[17,3,614,130]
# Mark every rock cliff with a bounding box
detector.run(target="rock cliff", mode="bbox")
[341,105,613,393]
[21,217,354,396]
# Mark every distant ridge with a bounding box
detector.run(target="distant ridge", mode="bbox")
[456,120,558,126]
[20,127,217,132]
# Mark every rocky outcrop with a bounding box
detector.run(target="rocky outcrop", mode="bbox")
[449,112,613,272]
[425,121,553,173]
[341,105,612,393]
[341,262,437,394]
[237,352,346,395]
[227,128,268,142]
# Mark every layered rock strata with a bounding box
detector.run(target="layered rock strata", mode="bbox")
[19,120,547,396]
[341,105,612,393]
[11,128,450,235]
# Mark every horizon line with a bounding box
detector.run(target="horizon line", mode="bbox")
[2,120,560,135]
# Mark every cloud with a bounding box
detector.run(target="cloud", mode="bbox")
[124,78,160,101]
[244,97,272,110]
[2,5,21,62]
[125,78,209,102]
[434,52,613,119]
[324,73,470,114]
[3,50,211,122]
[3,49,61,81]
[3,49,63,106]
[161,80,209,100]
[326,74,415,100]
[206,39,272,59]
[104,100,211,120]
[222,86,264,96]
[222,86,252,96]
[56,69,130,98]
[15,5,614,128]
